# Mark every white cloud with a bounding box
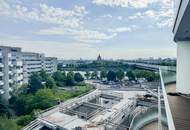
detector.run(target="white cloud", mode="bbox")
[36,27,117,43]
[128,12,143,19]
[108,27,131,33]
[128,8,174,27]
[0,38,98,59]
[0,1,87,28]
[0,0,11,15]
[117,16,123,20]
[92,0,173,9]
[73,30,117,43]
[0,37,176,59]
[102,14,113,18]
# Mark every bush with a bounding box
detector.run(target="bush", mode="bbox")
[16,115,34,126]
[74,73,84,82]
[0,117,20,130]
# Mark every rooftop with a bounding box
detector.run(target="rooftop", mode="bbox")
[38,89,146,130]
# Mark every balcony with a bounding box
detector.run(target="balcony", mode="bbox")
[8,71,13,75]
[17,75,23,81]
[8,61,13,67]
[0,89,5,95]
[0,63,4,67]
[9,79,13,83]
[0,81,4,86]
[14,69,23,74]
[0,72,4,76]
[8,53,11,58]
[13,61,23,66]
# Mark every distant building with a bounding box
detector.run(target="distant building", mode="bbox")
[97,54,102,61]
[58,60,93,68]
[0,46,57,102]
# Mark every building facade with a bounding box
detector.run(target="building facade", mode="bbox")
[173,0,190,94]
[0,46,57,102]
[0,46,23,102]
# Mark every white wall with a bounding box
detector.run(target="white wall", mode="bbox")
[177,41,190,94]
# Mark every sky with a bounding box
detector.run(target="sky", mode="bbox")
[0,0,176,59]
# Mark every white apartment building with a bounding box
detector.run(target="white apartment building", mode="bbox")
[0,46,24,102]
[43,57,57,74]
[22,52,57,83]
[0,46,57,102]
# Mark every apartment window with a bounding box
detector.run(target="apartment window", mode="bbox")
[0,76,2,80]
[11,49,18,52]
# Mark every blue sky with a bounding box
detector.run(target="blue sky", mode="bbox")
[0,0,176,59]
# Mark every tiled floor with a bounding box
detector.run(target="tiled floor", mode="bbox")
[166,84,190,130]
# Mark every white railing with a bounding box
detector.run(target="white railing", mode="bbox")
[159,68,175,130]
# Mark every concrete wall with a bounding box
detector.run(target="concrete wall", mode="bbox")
[177,41,190,94]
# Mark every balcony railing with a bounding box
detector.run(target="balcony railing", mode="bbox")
[129,68,175,130]
[159,68,175,130]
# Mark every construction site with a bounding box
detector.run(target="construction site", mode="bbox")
[23,81,169,130]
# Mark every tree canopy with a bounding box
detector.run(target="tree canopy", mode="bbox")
[28,72,43,94]
[74,73,84,82]
[100,71,107,80]
[116,70,125,81]
[107,71,116,81]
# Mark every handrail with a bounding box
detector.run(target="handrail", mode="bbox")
[159,68,175,130]
[158,79,162,130]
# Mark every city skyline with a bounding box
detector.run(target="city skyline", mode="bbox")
[0,0,176,59]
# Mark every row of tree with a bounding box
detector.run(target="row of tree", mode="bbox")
[84,69,159,82]
[22,69,159,94]
[84,70,125,81]
[27,70,84,93]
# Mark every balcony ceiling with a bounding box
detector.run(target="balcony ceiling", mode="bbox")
[173,0,190,42]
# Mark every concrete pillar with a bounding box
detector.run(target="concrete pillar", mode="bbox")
[177,41,190,94]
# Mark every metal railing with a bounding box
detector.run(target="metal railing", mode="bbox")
[128,68,175,130]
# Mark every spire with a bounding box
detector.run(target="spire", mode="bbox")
[97,54,102,61]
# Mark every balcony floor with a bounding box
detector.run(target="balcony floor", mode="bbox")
[140,121,168,130]
[166,84,190,130]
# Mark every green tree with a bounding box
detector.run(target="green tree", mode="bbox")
[100,71,107,80]
[52,71,65,81]
[74,73,84,82]
[45,76,56,89]
[16,115,34,126]
[13,94,34,115]
[91,71,98,79]
[0,117,20,130]
[116,70,125,81]
[52,71,66,87]
[84,71,91,80]
[126,71,135,81]
[0,99,10,117]
[107,71,116,81]
[39,70,49,81]
[66,72,75,86]
[33,89,57,110]
[28,72,43,94]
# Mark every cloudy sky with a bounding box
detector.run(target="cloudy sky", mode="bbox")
[0,0,176,59]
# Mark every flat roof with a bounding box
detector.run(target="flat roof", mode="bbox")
[39,90,146,130]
